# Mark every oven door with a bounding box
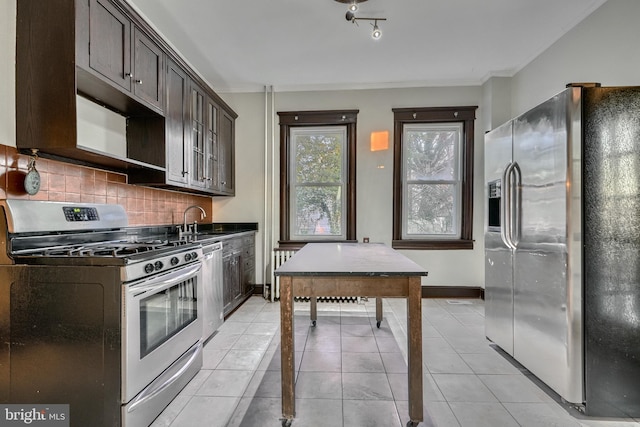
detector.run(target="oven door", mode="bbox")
[123,262,203,403]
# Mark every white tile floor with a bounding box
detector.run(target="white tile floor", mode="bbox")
[151,297,640,427]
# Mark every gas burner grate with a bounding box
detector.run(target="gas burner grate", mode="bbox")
[41,240,171,257]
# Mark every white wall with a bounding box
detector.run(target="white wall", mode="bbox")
[510,0,640,117]
[481,77,511,133]
[212,92,269,285]
[219,87,487,288]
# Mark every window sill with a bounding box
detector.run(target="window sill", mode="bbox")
[391,239,474,250]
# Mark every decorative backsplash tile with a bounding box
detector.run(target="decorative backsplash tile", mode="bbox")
[0,145,212,226]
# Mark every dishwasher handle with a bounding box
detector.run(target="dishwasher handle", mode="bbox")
[203,242,223,256]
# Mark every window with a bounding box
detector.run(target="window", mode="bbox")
[290,126,346,239]
[278,110,357,248]
[392,106,477,250]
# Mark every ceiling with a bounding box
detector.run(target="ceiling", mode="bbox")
[126,0,607,93]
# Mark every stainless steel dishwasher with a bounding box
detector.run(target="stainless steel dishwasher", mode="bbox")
[202,241,224,341]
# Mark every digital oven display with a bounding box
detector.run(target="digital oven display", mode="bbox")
[63,206,100,222]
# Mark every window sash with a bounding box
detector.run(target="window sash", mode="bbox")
[401,123,463,239]
[289,126,347,240]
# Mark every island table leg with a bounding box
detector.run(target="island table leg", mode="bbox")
[279,276,295,421]
[407,276,423,424]
[310,296,317,326]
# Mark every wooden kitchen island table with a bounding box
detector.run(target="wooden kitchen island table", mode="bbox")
[275,243,428,427]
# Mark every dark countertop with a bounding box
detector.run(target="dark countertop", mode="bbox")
[124,222,258,246]
[275,242,429,277]
[173,229,256,246]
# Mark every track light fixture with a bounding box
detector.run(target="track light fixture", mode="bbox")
[345,11,387,40]
[337,0,387,40]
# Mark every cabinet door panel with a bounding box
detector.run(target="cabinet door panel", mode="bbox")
[223,255,233,310]
[219,110,235,195]
[133,27,164,111]
[231,254,242,302]
[165,60,188,185]
[89,0,131,90]
[223,253,240,312]
[205,99,219,191]
[190,83,207,189]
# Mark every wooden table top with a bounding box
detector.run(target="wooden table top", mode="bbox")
[274,243,428,277]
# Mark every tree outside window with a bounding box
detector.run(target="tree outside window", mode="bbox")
[403,123,462,238]
[291,127,346,239]
[392,107,477,250]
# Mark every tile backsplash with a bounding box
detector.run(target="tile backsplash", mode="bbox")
[0,145,212,226]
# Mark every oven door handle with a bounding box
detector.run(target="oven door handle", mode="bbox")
[129,263,202,297]
[127,340,203,413]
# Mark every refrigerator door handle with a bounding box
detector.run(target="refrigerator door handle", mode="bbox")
[511,162,522,246]
[501,162,517,249]
[500,164,510,248]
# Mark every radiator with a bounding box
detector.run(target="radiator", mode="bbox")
[270,248,360,304]
[271,249,297,301]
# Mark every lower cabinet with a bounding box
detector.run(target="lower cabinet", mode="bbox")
[222,251,240,311]
[222,233,255,316]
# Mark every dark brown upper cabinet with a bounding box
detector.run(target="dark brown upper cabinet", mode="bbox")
[167,81,235,195]
[16,0,165,171]
[127,61,237,196]
[16,0,236,195]
[82,0,164,113]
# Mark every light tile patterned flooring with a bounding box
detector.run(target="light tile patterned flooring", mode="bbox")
[151,297,640,427]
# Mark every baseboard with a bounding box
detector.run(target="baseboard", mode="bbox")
[253,284,264,295]
[422,286,485,299]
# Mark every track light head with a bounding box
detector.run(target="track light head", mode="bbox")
[372,21,381,39]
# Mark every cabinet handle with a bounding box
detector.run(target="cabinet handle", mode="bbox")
[182,171,188,176]
[221,181,226,185]
[125,73,133,78]
[135,79,143,84]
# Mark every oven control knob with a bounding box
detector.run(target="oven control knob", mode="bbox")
[144,263,154,274]
[170,257,179,266]
[191,251,198,260]
[185,253,192,262]
[154,261,164,271]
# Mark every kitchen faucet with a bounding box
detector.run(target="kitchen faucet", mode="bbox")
[180,205,206,237]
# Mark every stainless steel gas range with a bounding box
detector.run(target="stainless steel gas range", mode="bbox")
[0,200,205,427]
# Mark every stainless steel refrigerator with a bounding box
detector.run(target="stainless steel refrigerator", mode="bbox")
[485,84,640,417]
